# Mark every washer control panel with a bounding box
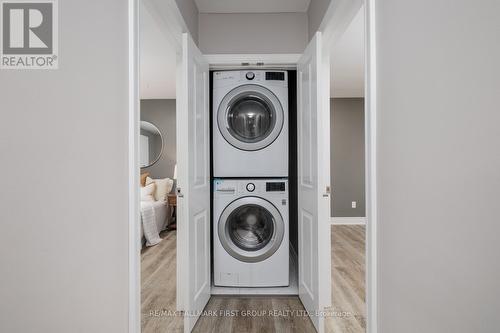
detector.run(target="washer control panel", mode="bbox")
[214,179,236,193]
[214,179,288,195]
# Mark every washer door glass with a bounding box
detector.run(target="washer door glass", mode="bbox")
[218,85,284,151]
[227,204,274,251]
[218,197,285,263]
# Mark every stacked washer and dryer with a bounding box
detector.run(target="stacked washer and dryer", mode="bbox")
[212,70,290,287]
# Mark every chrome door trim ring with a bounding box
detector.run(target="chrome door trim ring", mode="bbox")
[217,84,284,151]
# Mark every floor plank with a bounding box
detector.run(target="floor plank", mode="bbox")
[141,225,366,333]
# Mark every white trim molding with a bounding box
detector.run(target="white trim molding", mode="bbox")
[365,0,378,332]
[128,0,140,332]
[331,217,367,225]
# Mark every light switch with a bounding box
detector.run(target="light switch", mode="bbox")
[352,201,357,208]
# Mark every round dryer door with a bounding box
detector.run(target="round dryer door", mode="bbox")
[217,84,284,151]
[218,197,285,263]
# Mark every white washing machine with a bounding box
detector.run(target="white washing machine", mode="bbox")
[213,178,289,287]
[213,70,288,177]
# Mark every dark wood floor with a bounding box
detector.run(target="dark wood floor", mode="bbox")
[141,225,365,333]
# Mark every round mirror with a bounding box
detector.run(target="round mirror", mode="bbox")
[140,121,163,168]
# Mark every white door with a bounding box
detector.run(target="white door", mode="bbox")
[176,33,211,333]
[297,31,332,333]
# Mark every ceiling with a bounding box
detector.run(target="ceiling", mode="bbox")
[330,6,365,98]
[140,1,177,99]
[140,2,364,99]
[194,0,311,13]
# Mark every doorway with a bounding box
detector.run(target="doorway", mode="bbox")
[131,1,373,332]
[328,5,367,333]
[138,0,181,331]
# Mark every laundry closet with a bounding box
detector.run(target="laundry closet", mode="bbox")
[168,3,338,331]
[210,69,296,293]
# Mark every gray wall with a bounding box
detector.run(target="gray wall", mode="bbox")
[140,99,177,179]
[198,13,308,54]
[331,98,365,217]
[175,0,199,43]
[0,1,129,332]
[307,0,332,40]
[377,1,500,332]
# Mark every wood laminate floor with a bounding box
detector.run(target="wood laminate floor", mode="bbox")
[141,225,365,333]
[326,225,366,333]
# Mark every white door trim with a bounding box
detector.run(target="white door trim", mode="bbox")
[365,1,378,332]
[331,217,367,225]
[128,0,140,332]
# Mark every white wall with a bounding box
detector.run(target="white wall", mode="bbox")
[330,5,364,98]
[376,1,500,332]
[307,0,331,40]
[175,0,199,44]
[0,1,129,332]
[198,12,308,54]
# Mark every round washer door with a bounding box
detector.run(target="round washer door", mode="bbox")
[217,84,284,151]
[218,197,284,263]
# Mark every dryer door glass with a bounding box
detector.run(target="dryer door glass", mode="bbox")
[218,85,284,151]
[227,204,274,251]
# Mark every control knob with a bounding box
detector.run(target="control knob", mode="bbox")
[246,183,255,192]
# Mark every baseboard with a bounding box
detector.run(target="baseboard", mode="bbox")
[331,217,367,225]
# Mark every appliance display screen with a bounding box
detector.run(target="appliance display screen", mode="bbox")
[265,72,285,81]
[266,182,286,192]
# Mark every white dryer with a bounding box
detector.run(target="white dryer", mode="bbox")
[213,70,288,177]
[213,178,289,287]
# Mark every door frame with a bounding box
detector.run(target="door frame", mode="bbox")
[128,0,140,332]
[365,1,378,331]
[127,1,186,332]
[320,1,377,332]
[127,0,378,332]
